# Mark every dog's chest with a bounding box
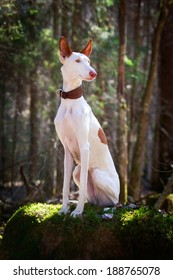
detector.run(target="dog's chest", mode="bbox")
[56,106,75,139]
[54,102,82,163]
[55,98,90,137]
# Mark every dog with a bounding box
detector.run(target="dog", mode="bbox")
[54,37,120,216]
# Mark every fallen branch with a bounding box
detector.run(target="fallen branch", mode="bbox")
[0,151,45,173]
[19,165,32,194]
[154,172,173,209]
[136,192,159,203]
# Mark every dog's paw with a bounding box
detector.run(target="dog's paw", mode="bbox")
[70,208,83,217]
[58,205,70,215]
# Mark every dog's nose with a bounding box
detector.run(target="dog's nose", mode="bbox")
[89,70,97,79]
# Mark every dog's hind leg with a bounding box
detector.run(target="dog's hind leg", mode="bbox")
[73,165,80,187]
[73,165,98,205]
[73,166,119,207]
[88,168,119,207]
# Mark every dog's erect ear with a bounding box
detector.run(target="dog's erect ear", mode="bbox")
[80,39,92,57]
[59,36,72,62]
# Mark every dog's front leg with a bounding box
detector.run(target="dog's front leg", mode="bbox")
[71,143,89,216]
[59,146,73,214]
[71,115,90,217]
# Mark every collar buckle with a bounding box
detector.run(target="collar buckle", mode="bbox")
[57,89,66,99]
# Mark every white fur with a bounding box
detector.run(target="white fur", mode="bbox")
[54,38,120,216]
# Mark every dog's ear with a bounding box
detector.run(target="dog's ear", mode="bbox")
[59,36,72,63]
[80,39,92,57]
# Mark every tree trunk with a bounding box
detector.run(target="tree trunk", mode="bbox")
[52,0,59,38]
[150,93,161,191]
[0,73,6,184]
[29,70,39,181]
[11,84,18,187]
[128,0,141,173]
[72,0,83,48]
[117,0,128,203]
[158,3,173,188]
[129,0,141,128]
[61,0,70,40]
[129,1,169,201]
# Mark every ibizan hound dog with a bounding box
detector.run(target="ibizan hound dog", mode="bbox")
[54,37,120,216]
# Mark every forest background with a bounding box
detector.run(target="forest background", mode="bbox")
[0,0,173,215]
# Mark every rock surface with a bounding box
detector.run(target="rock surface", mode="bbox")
[1,203,173,259]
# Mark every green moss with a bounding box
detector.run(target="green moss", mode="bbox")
[1,203,173,260]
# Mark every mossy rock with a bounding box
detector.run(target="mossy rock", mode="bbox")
[1,203,173,260]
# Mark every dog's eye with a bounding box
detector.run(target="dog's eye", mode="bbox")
[75,59,81,63]
[88,60,90,64]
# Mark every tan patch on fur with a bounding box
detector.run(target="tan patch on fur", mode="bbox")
[98,128,108,145]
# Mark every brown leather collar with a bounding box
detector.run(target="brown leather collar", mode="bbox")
[58,85,83,99]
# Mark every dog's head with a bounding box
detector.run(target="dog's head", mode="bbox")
[59,37,97,82]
